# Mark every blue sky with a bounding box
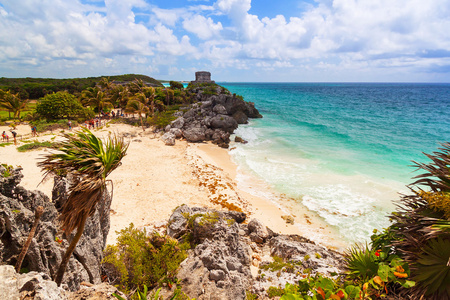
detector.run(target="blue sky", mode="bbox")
[0,0,449,82]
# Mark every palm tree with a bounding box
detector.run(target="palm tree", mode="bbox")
[125,98,149,131]
[0,90,29,120]
[37,128,128,286]
[128,79,146,94]
[109,84,130,110]
[81,86,114,116]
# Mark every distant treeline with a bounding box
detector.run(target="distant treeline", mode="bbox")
[0,74,163,99]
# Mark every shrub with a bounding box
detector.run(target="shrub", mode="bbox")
[147,110,176,129]
[169,81,184,90]
[0,163,14,177]
[102,224,188,294]
[16,141,60,152]
[267,286,284,298]
[35,91,93,120]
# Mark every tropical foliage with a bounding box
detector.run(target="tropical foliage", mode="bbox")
[35,91,92,120]
[0,74,163,99]
[37,128,128,285]
[0,90,29,120]
[387,143,450,300]
[102,224,189,296]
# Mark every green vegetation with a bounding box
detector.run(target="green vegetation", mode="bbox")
[103,224,189,296]
[0,163,14,177]
[267,286,285,298]
[169,81,184,90]
[29,119,79,133]
[0,90,30,120]
[146,106,179,129]
[0,75,200,132]
[16,141,59,152]
[0,74,163,100]
[260,256,301,273]
[35,91,92,121]
[37,128,128,286]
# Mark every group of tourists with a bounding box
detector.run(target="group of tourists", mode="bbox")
[2,130,17,145]
[84,117,103,130]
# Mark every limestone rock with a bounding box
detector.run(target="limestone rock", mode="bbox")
[166,205,344,300]
[183,127,206,142]
[232,111,248,124]
[171,117,185,129]
[0,265,68,300]
[0,169,111,292]
[169,128,183,139]
[210,115,238,133]
[168,206,252,300]
[161,132,176,146]
[68,283,126,300]
[213,104,228,115]
[248,219,269,243]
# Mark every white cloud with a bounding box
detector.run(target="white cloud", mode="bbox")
[183,15,223,39]
[152,7,184,27]
[0,0,449,81]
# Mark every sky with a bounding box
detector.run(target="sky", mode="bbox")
[0,0,449,82]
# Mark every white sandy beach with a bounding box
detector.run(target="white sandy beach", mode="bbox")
[0,123,344,250]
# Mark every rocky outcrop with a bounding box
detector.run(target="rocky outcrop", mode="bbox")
[167,205,344,300]
[164,84,262,148]
[0,166,111,291]
[167,205,251,300]
[0,265,125,300]
[0,265,68,300]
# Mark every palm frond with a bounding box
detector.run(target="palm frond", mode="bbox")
[38,128,128,234]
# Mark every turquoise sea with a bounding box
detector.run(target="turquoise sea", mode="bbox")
[219,82,450,244]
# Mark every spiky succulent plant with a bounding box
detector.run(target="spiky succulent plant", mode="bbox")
[390,143,450,300]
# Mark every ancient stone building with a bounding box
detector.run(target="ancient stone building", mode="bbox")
[192,71,215,84]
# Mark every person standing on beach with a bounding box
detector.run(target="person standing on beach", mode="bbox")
[68,120,72,130]
[1,131,5,142]
[31,125,37,137]
[10,130,17,145]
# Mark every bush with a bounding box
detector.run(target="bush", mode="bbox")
[169,81,184,90]
[147,111,177,129]
[29,119,78,133]
[35,91,93,120]
[102,224,188,294]
[16,141,60,152]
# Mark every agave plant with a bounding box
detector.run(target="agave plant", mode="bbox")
[344,244,379,282]
[38,128,128,286]
[414,238,450,298]
[390,143,450,299]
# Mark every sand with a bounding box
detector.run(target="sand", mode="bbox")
[0,122,344,250]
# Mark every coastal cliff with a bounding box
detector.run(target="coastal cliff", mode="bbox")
[162,83,262,148]
[0,167,344,300]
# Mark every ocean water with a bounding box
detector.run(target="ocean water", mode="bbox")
[219,82,450,244]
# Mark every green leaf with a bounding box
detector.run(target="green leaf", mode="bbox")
[316,277,335,291]
[281,294,303,300]
[112,293,126,300]
[345,285,361,299]
[377,264,390,282]
[400,280,416,288]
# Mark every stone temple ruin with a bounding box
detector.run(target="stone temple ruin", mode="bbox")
[192,71,215,84]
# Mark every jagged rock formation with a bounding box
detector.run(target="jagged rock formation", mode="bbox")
[0,265,126,300]
[1,165,344,299]
[0,265,68,300]
[167,205,344,300]
[164,84,262,148]
[0,165,111,291]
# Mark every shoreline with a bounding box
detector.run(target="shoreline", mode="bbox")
[0,123,346,251]
[193,142,347,251]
